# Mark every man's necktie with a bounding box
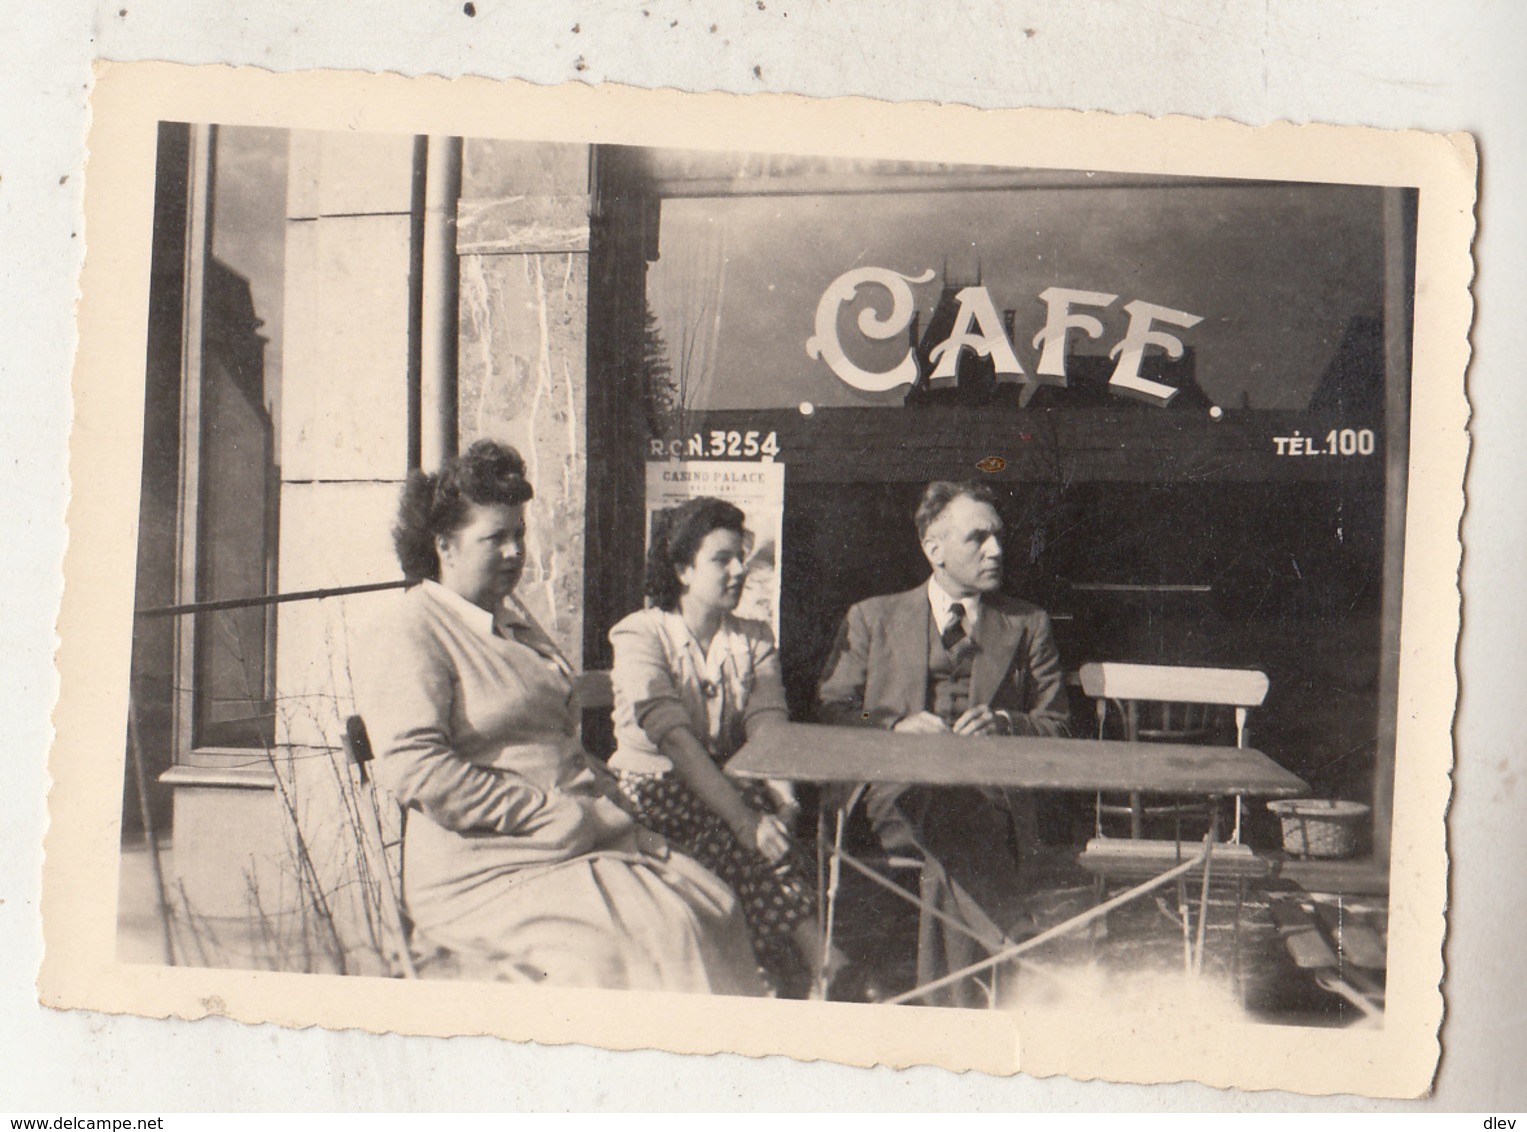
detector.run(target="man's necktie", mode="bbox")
[941,604,968,652]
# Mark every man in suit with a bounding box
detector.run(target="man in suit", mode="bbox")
[817,482,1070,986]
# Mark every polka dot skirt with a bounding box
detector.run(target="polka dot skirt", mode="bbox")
[616,771,816,949]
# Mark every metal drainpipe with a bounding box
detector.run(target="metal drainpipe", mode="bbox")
[419,136,462,471]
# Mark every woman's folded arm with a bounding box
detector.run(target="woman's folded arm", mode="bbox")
[372,719,549,834]
[355,615,549,835]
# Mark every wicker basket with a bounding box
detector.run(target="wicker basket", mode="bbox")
[1267,798,1370,859]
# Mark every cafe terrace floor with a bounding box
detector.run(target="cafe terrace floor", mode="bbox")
[116,830,1387,1027]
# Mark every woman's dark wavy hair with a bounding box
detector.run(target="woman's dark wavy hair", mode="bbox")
[645,496,746,612]
[392,439,534,582]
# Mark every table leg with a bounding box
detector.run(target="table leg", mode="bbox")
[815,804,826,929]
[916,866,941,994]
[1231,876,1246,989]
[1178,872,1193,976]
[944,916,979,1008]
[1193,804,1219,976]
[814,806,829,998]
[1090,873,1106,954]
[820,798,849,999]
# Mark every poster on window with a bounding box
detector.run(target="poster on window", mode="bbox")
[644,460,785,641]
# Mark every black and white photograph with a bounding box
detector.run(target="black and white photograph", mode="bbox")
[42,63,1472,1097]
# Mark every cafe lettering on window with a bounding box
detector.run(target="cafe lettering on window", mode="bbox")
[807,266,1203,408]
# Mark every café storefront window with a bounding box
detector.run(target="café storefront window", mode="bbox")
[586,147,1412,860]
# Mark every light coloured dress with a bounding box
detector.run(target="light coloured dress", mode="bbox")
[352,581,766,995]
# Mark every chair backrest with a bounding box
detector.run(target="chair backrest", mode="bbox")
[341,714,376,779]
[1077,662,1268,749]
[339,714,417,978]
[1077,663,1268,709]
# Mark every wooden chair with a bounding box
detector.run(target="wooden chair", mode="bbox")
[339,714,419,979]
[1076,664,1272,978]
[1077,663,1269,842]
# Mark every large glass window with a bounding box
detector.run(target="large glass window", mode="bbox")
[188,126,288,751]
[131,123,288,776]
[645,182,1385,420]
[589,150,1410,852]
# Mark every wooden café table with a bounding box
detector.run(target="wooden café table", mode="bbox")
[728,721,1309,1005]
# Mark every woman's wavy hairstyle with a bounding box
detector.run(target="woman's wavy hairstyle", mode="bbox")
[644,496,746,612]
[392,439,534,582]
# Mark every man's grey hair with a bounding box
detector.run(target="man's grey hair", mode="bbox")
[914,481,998,541]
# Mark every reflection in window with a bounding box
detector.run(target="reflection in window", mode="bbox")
[192,126,287,750]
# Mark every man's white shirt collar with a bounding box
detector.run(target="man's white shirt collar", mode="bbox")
[927,577,980,630]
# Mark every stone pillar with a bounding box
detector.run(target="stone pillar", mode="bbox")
[263,130,420,975]
[455,140,592,667]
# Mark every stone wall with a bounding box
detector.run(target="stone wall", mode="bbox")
[457,139,591,667]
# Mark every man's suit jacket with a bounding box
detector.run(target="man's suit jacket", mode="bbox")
[817,583,1071,738]
[814,583,1071,950]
